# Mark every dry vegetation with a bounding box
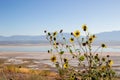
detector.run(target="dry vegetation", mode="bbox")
[0,56,119,80]
[0,58,60,80]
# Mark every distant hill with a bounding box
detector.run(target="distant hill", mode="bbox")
[0,33,72,41]
[96,31,120,41]
[0,31,120,45]
[0,35,47,45]
[94,31,120,46]
[0,35,46,41]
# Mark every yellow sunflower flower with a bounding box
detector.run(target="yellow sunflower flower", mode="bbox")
[51,55,56,62]
[108,60,113,67]
[53,42,58,48]
[53,31,58,36]
[73,30,80,38]
[88,37,94,43]
[69,37,74,43]
[82,24,87,31]
[88,35,96,43]
[101,66,106,70]
[92,34,96,38]
[63,63,68,69]
[101,44,107,48]
[64,58,68,63]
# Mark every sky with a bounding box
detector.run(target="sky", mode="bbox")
[0,0,120,36]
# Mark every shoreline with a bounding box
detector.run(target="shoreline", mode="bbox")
[0,43,50,47]
[0,51,120,56]
[0,44,120,47]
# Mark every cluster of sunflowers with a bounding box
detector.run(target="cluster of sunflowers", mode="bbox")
[44,24,115,80]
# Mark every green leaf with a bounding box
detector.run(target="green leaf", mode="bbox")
[79,55,85,61]
[59,51,64,55]
[69,49,73,54]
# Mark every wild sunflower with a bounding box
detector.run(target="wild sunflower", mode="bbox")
[88,37,93,43]
[92,34,96,38]
[64,58,68,63]
[88,35,96,43]
[53,42,58,48]
[69,37,74,43]
[82,43,86,46]
[101,66,106,70]
[51,55,56,62]
[73,30,80,38]
[108,60,113,66]
[82,24,87,31]
[94,55,99,60]
[63,63,68,69]
[102,57,106,61]
[53,31,57,36]
[101,44,107,48]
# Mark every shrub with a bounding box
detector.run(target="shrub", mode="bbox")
[44,24,115,80]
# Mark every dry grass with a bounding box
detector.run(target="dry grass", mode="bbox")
[0,65,59,80]
[0,58,60,80]
[0,58,119,80]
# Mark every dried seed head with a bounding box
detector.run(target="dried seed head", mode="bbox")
[60,29,63,33]
[107,55,110,57]
[48,50,50,53]
[71,32,73,35]
[53,37,56,41]
[82,43,86,46]
[44,30,47,33]
[48,32,51,36]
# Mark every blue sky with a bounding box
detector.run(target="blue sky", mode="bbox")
[0,0,120,36]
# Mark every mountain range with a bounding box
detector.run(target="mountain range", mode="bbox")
[0,31,120,45]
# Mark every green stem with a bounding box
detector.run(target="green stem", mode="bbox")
[93,46,101,54]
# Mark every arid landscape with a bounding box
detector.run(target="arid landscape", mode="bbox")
[0,0,120,80]
[0,46,120,79]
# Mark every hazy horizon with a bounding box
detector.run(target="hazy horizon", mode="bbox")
[0,30,119,37]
